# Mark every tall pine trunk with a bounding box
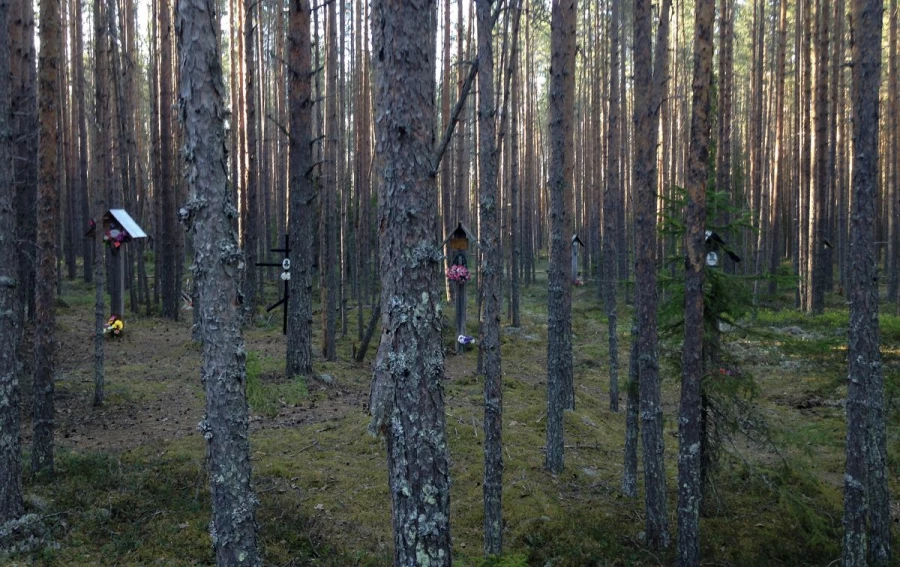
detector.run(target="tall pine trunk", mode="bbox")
[176,0,261,561]
[32,0,61,476]
[603,0,621,413]
[676,0,715,562]
[634,0,671,550]
[545,0,576,474]
[286,0,314,378]
[476,0,503,554]
[0,0,24,521]
[367,0,452,562]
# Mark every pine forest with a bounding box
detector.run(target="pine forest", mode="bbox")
[0,0,898,565]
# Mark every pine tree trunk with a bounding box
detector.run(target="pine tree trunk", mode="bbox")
[322,0,338,360]
[92,0,109,407]
[635,0,670,550]
[676,0,715,562]
[768,0,787,295]
[11,0,37,324]
[0,0,24,521]
[545,0,576,474]
[176,0,261,561]
[32,0,61,476]
[475,1,503,554]
[159,0,178,320]
[286,0,314,378]
[509,0,522,328]
[367,1,452,563]
[810,0,829,313]
[887,0,899,303]
[844,1,889,563]
[603,0,621,413]
[242,0,258,317]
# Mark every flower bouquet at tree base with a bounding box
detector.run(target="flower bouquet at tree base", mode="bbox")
[446,264,471,283]
[104,315,124,338]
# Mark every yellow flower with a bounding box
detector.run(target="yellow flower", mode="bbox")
[112,320,124,331]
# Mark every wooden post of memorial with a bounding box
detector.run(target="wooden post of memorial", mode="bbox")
[447,223,472,353]
[101,210,147,318]
[572,234,584,284]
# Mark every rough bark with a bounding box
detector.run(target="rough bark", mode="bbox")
[844,1,891,563]
[10,0,37,324]
[176,0,260,561]
[889,0,899,303]
[475,0,503,555]
[810,0,829,313]
[92,0,111,406]
[768,0,787,295]
[676,0,715,562]
[603,0,621,413]
[635,0,670,550]
[368,0,452,563]
[508,0,523,329]
[0,0,24,521]
[32,0,61,476]
[545,0,576,474]
[242,0,258,318]
[287,0,314,378]
[322,0,337,360]
[622,326,639,498]
[159,0,178,320]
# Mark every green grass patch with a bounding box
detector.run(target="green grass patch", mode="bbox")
[246,350,309,418]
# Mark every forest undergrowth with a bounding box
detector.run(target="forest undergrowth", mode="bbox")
[5,265,899,566]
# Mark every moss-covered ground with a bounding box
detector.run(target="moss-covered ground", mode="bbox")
[5,268,898,566]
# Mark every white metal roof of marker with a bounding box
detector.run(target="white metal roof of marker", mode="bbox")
[106,209,148,238]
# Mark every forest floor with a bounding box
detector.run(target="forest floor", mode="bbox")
[5,268,900,566]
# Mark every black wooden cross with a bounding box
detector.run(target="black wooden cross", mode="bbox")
[256,235,291,334]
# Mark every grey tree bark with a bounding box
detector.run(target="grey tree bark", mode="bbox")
[0,0,24,521]
[242,0,259,317]
[367,0,452,563]
[92,0,110,407]
[322,0,338,361]
[176,0,260,562]
[809,0,829,314]
[603,0,621,413]
[634,0,670,550]
[159,0,178,320]
[545,0,576,474]
[844,1,890,564]
[32,0,61,476]
[475,0,503,555]
[10,0,37,325]
[676,0,715,562]
[287,0,314,378]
